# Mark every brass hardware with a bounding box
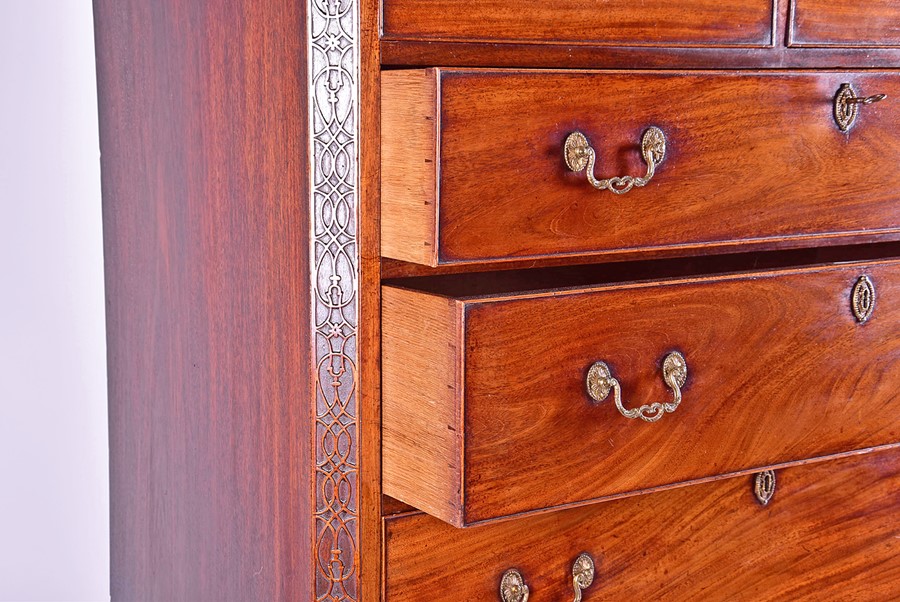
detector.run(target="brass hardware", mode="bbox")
[572,553,595,602]
[500,569,529,602]
[754,470,776,506]
[851,275,876,323]
[586,351,687,423]
[564,127,666,194]
[499,554,595,602]
[834,83,887,132]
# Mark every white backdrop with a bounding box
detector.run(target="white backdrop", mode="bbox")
[0,2,109,601]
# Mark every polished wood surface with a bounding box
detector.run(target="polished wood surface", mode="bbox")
[791,0,900,47]
[381,69,900,266]
[382,43,900,70]
[359,0,385,598]
[383,259,900,525]
[384,447,900,601]
[95,1,312,599]
[382,0,775,47]
[96,0,900,598]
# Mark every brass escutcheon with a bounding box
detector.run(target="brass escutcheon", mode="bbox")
[564,127,666,195]
[851,275,876,323]
[586,352,687,423]
[834,83,887,132]
[754,470,776,506]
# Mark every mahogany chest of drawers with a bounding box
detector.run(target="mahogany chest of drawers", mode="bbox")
[95,0,900,600]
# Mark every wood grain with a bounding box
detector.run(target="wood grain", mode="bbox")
[381,237,900,279]
[95,1,311,599]
[382,287,465,525]
[359,0,385,597]
[791,0,900,47]
[381,69,900,266]
[382,0,775,47]
[384,446,900,601]
[381,70,438,266]
[381,41,900,70]
[382,259,900,526]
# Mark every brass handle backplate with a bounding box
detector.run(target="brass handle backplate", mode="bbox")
[564,127,666,194]
[586,352,687,423]
[834,83,887,132]
[571,553,595,602]
[500,553,595,602]
[500,569,529,602]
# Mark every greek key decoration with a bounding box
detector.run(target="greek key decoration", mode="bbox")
[309,0,360,600]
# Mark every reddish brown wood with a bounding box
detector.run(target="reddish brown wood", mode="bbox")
[359,0,385,598]
[382,496,418,517]
[382,259,900,526]
[790,0,900,47]
[382,41,900,69]
[381,236,900,279]
[95,2,312,599]
[382,0,775,47]
[384,446,900,601]
[381,69,900,266]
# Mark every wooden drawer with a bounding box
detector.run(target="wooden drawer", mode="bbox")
[383,259,900,526]
[384,447,900,601]
[382,70,900,267]
[791,0,900,47]
[381,0,775,48]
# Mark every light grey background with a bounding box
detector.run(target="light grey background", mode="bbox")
[0,2,109,601]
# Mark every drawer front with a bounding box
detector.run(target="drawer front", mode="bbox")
[382,0,775,47]
[382,70,900,266]
[791,0,900,47]
[382,259,900,525]
[384,448,900,601]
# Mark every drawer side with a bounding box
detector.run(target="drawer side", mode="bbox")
[381,70,439,266]
[382,286,465,525]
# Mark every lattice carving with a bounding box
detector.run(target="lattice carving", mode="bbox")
[309,0,360,600]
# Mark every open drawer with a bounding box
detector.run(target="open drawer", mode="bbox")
[382,258,900,525]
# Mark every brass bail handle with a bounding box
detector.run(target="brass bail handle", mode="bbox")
[834,83,887,132]
[500,553,595,602]
[586,352,687,423]
[563,127,666,195]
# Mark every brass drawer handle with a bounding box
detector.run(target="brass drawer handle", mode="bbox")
[571,553,595,602]
[586,352,687,423]
[564,127,666,194]
[500,553,595,602]
[834,83,887,132]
